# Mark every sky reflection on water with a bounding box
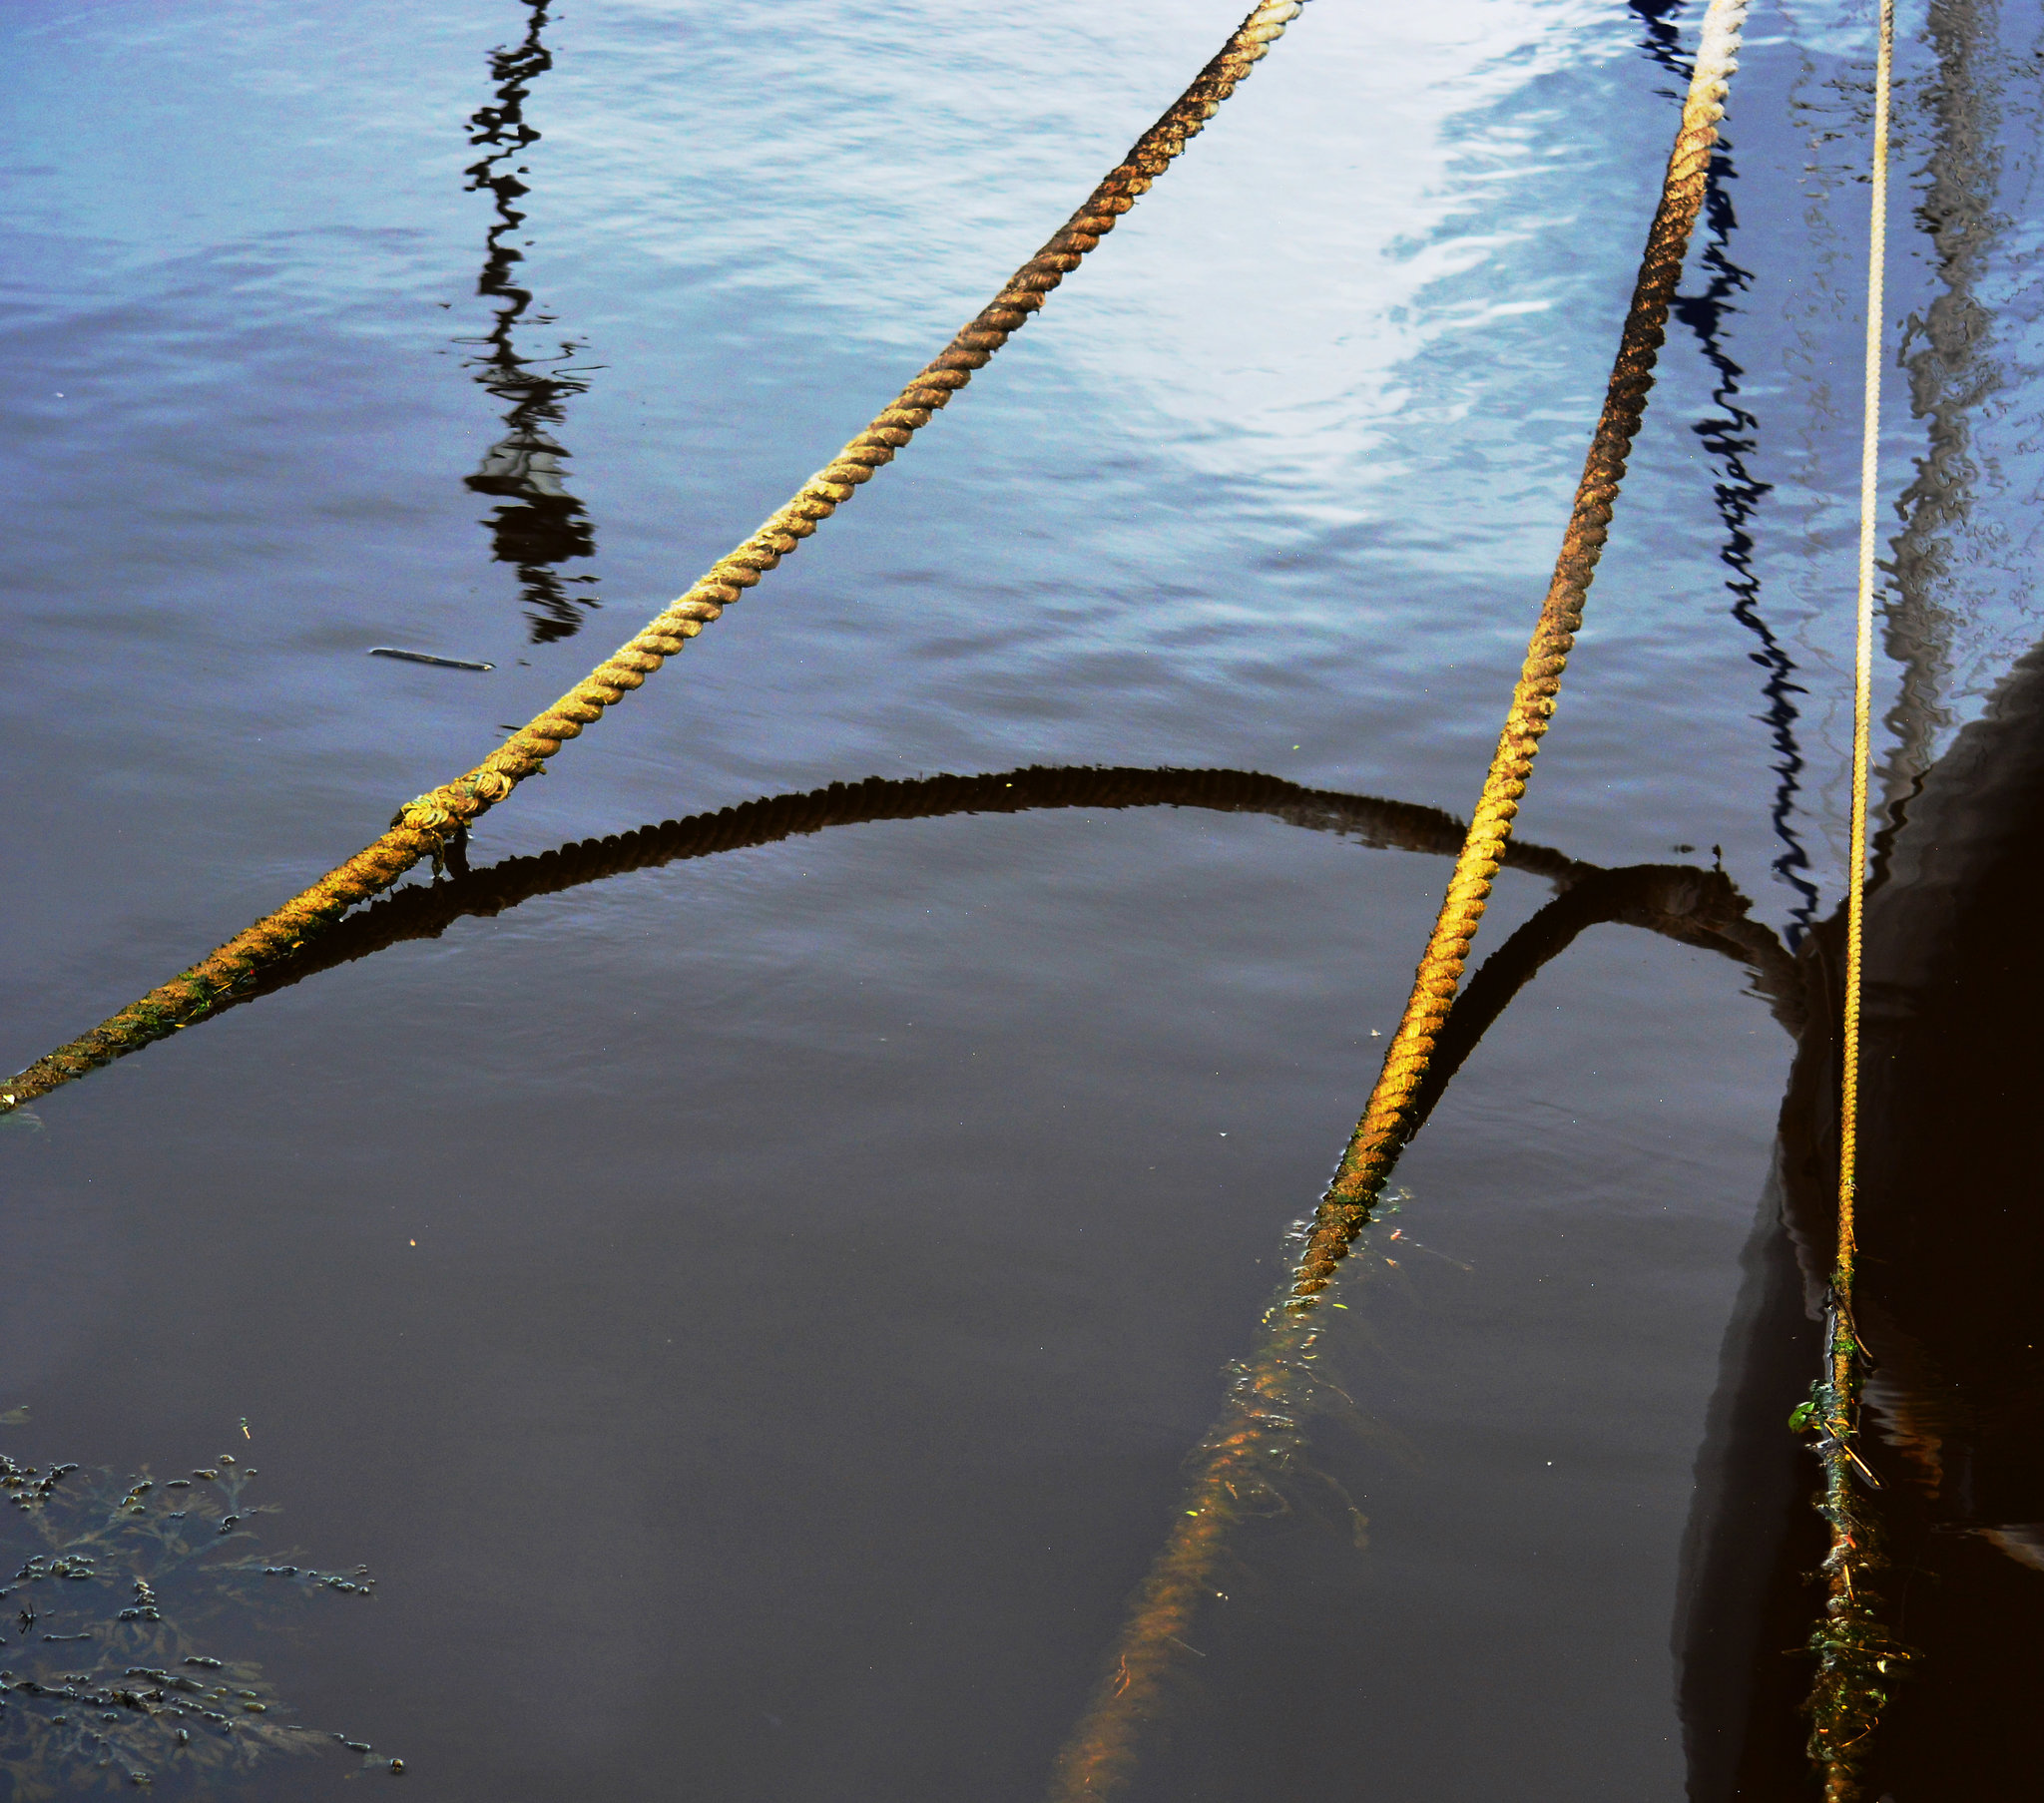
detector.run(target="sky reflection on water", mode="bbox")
[3,0,2043,1796]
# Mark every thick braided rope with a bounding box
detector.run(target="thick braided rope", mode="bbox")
[1289,0,1750,1298]
[1045,5,1750,1795]
[1803,3,1905,1794]
[0,0,1308,1116]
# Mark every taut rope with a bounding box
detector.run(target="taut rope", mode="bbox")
[1046,2,1750,1793]
[1802,3,1908,1794]
[0,0,1310,1117]
[1293,0,1750,1299]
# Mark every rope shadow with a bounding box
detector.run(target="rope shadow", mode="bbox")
[4,762,1797,1110]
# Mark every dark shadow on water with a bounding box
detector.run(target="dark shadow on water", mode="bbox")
[461,0,602,646]
[1720,636,2044,1803]
[229,766,1588,1011]
[237,771,1802,1048]
[34,764,1807,1121]
[1626,0,1697,93]
[1676,637,2044,1798]
[1672,3,2043,1794]
[1635,0,1820,943]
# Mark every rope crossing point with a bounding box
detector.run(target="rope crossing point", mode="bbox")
[0,0,1310,1117]
[1801,3,1909,1793]
[1045,4,1751,1795]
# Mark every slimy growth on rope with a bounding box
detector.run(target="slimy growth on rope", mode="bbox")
[0,0,1309,1118]
[1045,1,1750,1794]
[1798,3,1911,1796]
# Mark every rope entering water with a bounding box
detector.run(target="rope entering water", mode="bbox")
[0,0,1310,1116]
[1803,4,1905,1794]
[1045,3,1750,1794]
[1292,0,1751,1299]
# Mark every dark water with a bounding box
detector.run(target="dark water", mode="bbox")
[3,0,2041,1796]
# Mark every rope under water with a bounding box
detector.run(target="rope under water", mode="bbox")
[0,0,1310,1117]
[1802,4,1906,1794]
[1045,2,1751,1793]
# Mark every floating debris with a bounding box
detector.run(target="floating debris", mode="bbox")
[0,1449,391,1790]
[367,648,495,673]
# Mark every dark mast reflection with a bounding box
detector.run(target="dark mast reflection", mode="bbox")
[462,0,601,644]
[1878,0,2002,813]
[1630,0,1821,944]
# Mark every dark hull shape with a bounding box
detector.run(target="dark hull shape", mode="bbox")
[1681,640,2044,1798]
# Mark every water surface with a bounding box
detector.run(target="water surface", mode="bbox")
[4,0,2042,1795]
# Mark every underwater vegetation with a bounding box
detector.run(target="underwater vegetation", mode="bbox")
[0,1451,396,1795]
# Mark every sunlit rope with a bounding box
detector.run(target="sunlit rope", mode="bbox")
[1801,4,1907,1796]
[1045,2,1751,1794]
[0,0,1310,1118]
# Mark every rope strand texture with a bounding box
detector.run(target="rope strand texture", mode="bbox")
[1803,4,1909,1794]
[1045,3,1750,1793]
[1295,0,1751,1295]
[0,0,1309,1117]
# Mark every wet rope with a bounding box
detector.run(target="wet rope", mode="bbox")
[1802,4,1906,1794]
[1046,2,1750,1793]
[0,0,1310,1117]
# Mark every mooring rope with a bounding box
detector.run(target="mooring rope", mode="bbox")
[1801,3,1905,1794]
[1046,2,1750,1793]
[1292,0,1749,1301]
[0,0,1309,1118]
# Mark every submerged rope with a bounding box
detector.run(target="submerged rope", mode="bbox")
[0,0,1310,1117]
[1047,3,1750,1793]
[1802,4,1908,1794]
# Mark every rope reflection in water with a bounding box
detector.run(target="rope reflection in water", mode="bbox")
[1047,0,1751,1790]
[0,0,1314,1120]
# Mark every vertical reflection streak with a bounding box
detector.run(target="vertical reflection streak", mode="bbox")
[1633,0,1820,940]
[461,0,601,644]
[1877,0,2003,814]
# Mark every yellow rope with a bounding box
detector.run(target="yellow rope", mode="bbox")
[1046,5,1750,1794]
[1802,4,1907,1795]
[0,0,1310,1117]
[1291,0,1751,1299]
[1839,0,1893,1404]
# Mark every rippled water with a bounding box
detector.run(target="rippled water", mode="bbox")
[4,0,2042,1796]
